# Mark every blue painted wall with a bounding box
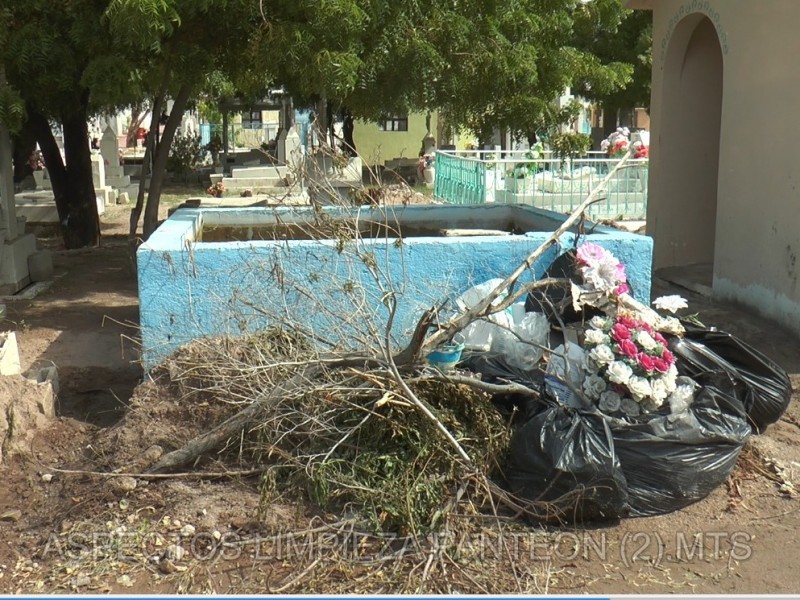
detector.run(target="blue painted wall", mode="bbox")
[137,206,652,370]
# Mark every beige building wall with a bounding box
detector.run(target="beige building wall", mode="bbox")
[630,0,800,336]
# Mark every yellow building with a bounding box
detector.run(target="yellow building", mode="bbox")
[352,112,458,166]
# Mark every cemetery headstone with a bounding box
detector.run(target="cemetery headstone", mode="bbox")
[100,126,131,192]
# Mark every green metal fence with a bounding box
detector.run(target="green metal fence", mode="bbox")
[433,150,649,220]
[433,152,486,205]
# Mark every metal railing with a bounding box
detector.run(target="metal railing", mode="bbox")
[433,149,648,220]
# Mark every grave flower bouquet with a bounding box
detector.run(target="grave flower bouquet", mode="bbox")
[581,313,679,416]
[632,142,648,159]
[207,181,225,197]
[508,143,544,178]
[600,127,630,158]
[563,242,693,417]
[600,127,649,160]
[418,153,435,171]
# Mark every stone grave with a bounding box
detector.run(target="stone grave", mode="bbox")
[91,153,118,207]
[1,123,36,295]
[100,126,136,201]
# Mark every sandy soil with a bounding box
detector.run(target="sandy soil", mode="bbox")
[0,203,798,594]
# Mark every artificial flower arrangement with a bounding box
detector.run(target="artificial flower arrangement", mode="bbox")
[564,242,693,418]
[207,181,225,198]
[507,142,544,178]
[418,153,435,171]
[600,127,648,160]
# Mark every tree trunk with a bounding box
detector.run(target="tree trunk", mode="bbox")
[142,83,192,240]
[602,102,619,137]
[11,119,37,185]
[60,106,100,248]
[28,111,69,227]
[342,112,356,157]
[129,96,162,244]
[31,105,100,249]
[125,106,148,149]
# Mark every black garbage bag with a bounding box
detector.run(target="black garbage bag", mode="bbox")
[459,351,546,419]
[612,372,751,516]
[525,250,588,324]
[502,372,751,521]
[504,402,629,522]
[670,325,792,433]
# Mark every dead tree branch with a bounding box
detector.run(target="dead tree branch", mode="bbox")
[148,365,322,473]
[419,151,633,355]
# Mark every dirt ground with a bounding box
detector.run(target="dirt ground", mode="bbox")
[0,203,799,594]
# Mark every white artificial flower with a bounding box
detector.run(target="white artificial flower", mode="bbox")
[627,375,653,400]
[652,295,689,314]
[582,374,608,399]
[585,329,610,346]
[620,397,641,417]
[662,365,678,393]
[589,344,615,366]
[634,330,658,351]
[580,258,621,293]
[632,307,656,327]
[607,361,633,385]
[655,315,685,335]
[598,390,622,413]
[589,315,610,330]
[667,377,700,415]
[664,379,677,395]
[650,378,670,403]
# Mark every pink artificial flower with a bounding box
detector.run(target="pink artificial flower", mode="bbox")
[614,263,627,283]
[617,315,639,330]
[575,242,608,266]
[613,283,630,296]
[662,349,676,366]
[637,353,656,373]
[652,357,670,373]
[653,332,668,346]
[611,323,631,342]
[618,339,639,359]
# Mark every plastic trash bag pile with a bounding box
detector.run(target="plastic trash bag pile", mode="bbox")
[451,249,792,522]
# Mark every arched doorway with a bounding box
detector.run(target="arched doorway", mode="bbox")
[650,16,723,275]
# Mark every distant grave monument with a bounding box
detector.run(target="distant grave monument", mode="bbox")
[90,153,115,207]
[100,126,131,191]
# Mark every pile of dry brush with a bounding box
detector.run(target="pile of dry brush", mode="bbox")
[132,152,636,535]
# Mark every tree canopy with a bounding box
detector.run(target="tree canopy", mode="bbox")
[0,0,650,247]
[258,0,642,142]
[572,5,653,122]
